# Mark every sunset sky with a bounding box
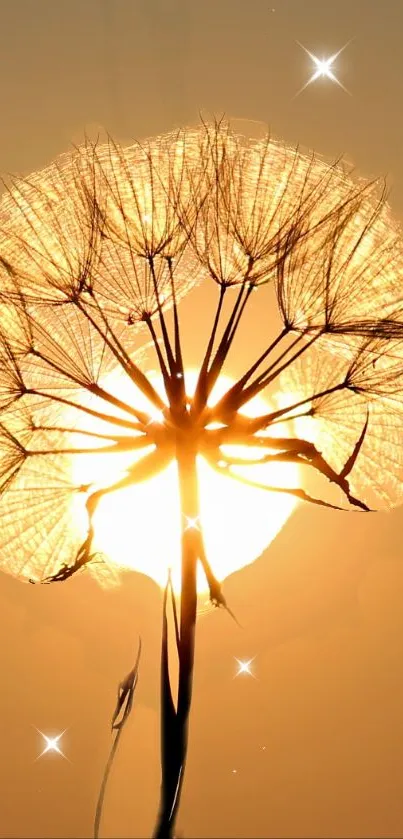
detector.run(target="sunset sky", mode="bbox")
[1,1,403,837]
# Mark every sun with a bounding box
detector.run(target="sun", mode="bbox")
[71,370,299,594]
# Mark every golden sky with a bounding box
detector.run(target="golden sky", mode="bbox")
[1,1,403,837]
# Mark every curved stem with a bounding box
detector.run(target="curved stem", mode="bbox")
[153,446,200,839]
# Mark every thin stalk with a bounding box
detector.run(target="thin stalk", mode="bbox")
[93,639,142,839]
[90,383,151,425]
[197,279,253,414]
[168,570,180,651]
[76,299,166,411]
[153,445,200,839]
[149,256,176,376]
[211,383,345,442]
[231,332,305,405]
[27,389,143,432]
[168,257,186,408]
[31,425,145,443]
[30,348,149,425]
[192,283,227,413]
[93,725,123,839]
[28,436,151,456]
[168,258,184,377]
[211,327,289,418]
[238,383,345,442]
[158,574,178,839]
[225,281,254,347]
[223,331,321,414]
[145,314,172,395]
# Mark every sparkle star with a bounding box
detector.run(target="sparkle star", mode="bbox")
[294,40,352,98]
[184,515,200,531]
[234,657,256,678]
[34,728,68,761]
[147,409,165,426]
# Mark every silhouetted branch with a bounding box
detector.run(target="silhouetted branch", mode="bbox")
[94,638,142,839]
[41,448,173,584]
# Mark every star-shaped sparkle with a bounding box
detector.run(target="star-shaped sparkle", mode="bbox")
[234,657,256,678]
[147,409,165,426]
[34,728,68,761]
[294,41,352,98]
[184,515,200,531]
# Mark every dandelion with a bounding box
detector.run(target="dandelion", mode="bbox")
[1,119,403,837]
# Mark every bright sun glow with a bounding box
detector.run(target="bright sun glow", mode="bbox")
[71,371,299,594]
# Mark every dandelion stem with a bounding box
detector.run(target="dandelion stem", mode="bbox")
[153,445,199,839]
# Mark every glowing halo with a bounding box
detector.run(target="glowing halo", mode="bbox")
[70,371,299,593]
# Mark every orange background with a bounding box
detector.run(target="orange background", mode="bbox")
[0,1,403,836]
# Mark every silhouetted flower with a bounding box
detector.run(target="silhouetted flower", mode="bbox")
[1,119,403,838]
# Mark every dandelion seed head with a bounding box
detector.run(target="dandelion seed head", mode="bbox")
[0,119,402,587]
